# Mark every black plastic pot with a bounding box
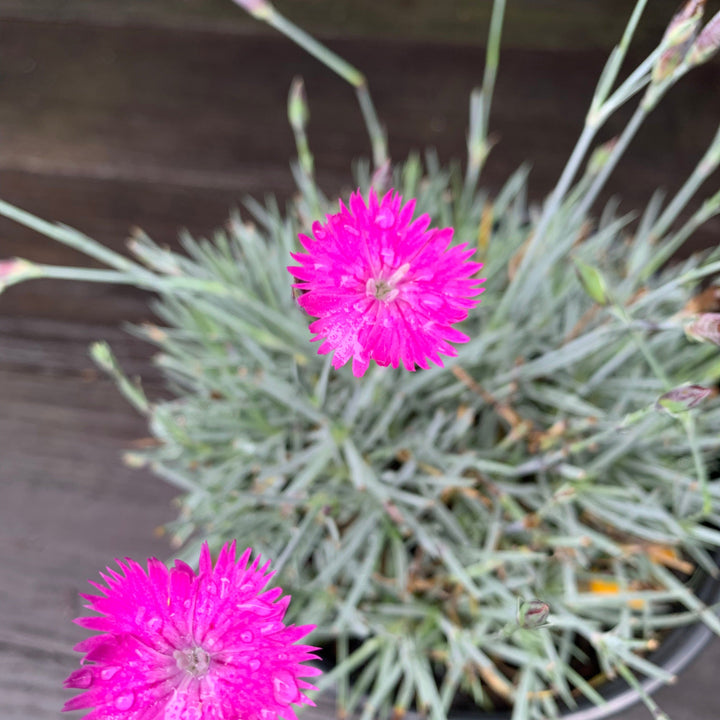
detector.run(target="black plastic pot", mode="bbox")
[451,558,720,720]
[322,558,720,720]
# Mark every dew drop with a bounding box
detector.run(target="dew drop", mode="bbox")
[249,659,260,672]
[207,581,218,595]
[219,577,230,598]
[115,691,135,711]
[260,709,274,720]
[240,630,254,643]
[72,668,94,689]
[100,666,119,681]
[272,670,300,706]
[147,616,162,632]
[375,208,395,229]
[313,226,326,240]
[260,621,282,636]
[183,599,191,609]
[134,606,146,625]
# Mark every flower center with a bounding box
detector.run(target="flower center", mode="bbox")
[366,262,410,303]
[174,646,211,678]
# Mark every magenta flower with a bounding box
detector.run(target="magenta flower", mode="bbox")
[288,189,484,377]
[64,541,320,720]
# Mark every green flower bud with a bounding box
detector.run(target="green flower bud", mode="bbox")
[652,0,705,83]
[687,10,720,65]
[656,385,713,414]
[288,77,309,133]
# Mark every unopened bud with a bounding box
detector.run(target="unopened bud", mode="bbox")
[517,599,550,629]
[230,0,272,20]
[0,257,41,293]
[686,313,720,344]
[574,258,609,305]
[586,137,618,176]
[288,77,309,132]
[656,384,713,414]
[653,0,705,82]
[371,158,392,193]
[687,10,720,65]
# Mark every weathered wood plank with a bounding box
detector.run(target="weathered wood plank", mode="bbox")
[0,0,700,50]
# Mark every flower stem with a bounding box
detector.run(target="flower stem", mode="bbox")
[464,0,506,197]
[243,2,388,169]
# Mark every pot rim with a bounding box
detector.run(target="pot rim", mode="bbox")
[319,556,720,720]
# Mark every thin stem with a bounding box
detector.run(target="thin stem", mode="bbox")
[573,101,647,222]
[33,265,138,285]
[356,83,389,170]
[480,0,505,141]
[0,198,151,279]
[640,202,720,284]
[650,126,720,240]
[246,3,388,168]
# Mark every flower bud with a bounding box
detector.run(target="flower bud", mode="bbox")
[687,9,720,65]
[686,313,720,345]
[574,258,609,305]
[656,384,713,414]
[652,0,705,83]
[230,0,272,20]
[288,77,309,133]
[586,137,618,176]
[0,258,40,293]
[517,599,550,629]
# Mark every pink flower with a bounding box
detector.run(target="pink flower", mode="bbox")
[288,189,484,377]
[63,542,320,720]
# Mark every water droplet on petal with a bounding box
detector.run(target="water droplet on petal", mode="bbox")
[220,577,230,598]
[313,226,326,240]
[375,208,395,229]
[260,709,275,720]
[241,630,254,643]
[147,616,162,632]
[134,606,146,625]
[115,691,135,711]
[72,668,94,688]
[249,659,261,672]
[272,670,300,706]
[100,666,119,681]
[183,599,191,609]
[207,581,218,595]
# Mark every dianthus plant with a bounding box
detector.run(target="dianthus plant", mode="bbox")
[2,1,720,720]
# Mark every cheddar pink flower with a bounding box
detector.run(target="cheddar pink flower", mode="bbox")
[64,541,319,720]
[289,189,484,377]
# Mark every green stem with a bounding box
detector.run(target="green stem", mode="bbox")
[641,189,720,280]
[684,412,712,517]
[463,0,506,197]
[573,101,647,222]
[0,198,151,279]
[250,3,388,168]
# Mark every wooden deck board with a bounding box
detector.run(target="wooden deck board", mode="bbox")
[1,8,719,720]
